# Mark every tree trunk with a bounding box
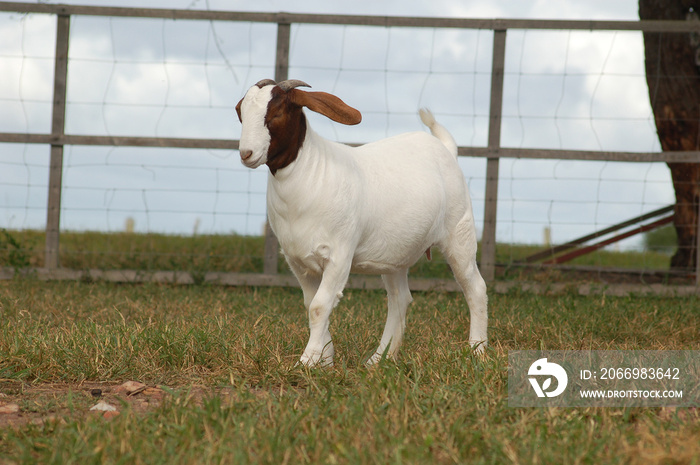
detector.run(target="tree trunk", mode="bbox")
[640,0,700,270]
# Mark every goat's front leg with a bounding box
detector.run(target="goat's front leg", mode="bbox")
[366,270,413,366]
[298,260,351,368]
[286,258,322,310]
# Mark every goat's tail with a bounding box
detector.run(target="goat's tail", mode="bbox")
[419,108,458,158]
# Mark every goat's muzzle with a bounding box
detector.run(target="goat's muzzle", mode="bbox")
[240,149,253,161]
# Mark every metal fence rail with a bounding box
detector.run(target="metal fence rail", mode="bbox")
[1,1,699,293]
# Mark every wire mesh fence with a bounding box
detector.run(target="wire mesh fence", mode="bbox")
[0,3,699,291]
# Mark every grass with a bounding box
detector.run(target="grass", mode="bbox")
[1,230,268,274]
[0,278,698,464]
[0,229,676,282]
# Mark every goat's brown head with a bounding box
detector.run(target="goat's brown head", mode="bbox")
[236,79,362,175]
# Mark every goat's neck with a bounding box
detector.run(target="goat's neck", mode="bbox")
[268,127,339,186]
[266,126,360,225]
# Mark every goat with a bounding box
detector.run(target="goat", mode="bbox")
[236,79,488,367]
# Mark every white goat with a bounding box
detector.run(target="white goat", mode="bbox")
[236,79,487,367]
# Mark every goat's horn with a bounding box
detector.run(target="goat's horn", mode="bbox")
[277,80,311,92]
[255,79,276,88]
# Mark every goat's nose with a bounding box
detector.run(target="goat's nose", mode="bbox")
[240,149,253,161]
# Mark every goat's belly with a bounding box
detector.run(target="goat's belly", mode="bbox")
[271,208,439,276]
[349,209,444,274]
[350,260,410,275]
[279,235,427,276]
[351,243,428,275]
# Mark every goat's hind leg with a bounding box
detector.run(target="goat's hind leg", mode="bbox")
[441,213,488,354]
[366,269,413,367]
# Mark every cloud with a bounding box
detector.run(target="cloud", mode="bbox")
[0,1,676,248]
[0,15,55,133]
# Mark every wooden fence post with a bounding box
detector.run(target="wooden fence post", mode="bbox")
[262,22,291,275]
[480,29,507,282]
[45,14,70,270]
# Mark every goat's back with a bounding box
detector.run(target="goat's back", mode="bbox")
[353,131,467,205]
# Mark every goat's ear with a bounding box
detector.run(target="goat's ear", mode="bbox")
[235,98,243,123]
[290,90,362,125]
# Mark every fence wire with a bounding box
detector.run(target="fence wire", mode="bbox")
[0,5,698,289]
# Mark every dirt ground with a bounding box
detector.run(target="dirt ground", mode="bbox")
[0,380,217,429]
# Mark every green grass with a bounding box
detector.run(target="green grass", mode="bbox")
[1,229,268,274]
[0,279,698,464]
[0,230,676,282]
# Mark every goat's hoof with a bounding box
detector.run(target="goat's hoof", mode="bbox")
[364,355,380,368]
[470,340,487,356]
[297,353,334,368]
[365,348,396,368]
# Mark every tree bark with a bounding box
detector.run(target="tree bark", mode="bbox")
[640,0,700,270]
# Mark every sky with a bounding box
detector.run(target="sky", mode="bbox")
[0,0,676,250]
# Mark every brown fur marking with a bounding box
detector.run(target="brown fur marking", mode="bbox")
[264,86,307,175]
